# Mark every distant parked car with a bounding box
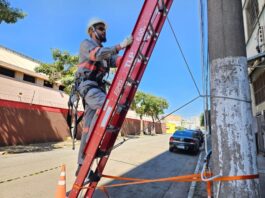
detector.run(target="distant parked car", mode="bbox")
[169,130,200,154]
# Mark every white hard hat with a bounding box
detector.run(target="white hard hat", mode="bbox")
[87,17,108,31]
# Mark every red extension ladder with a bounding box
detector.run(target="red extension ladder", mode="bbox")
[68,0,173,197]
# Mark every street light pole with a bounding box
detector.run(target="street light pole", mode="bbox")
[208,0,259,197]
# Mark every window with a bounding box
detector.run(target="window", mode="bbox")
[253,72,265,105]
[246,0,259,36]
[59,85,65,91]
[0,66,15,78]
[23,74,35,83]
[44,80,53,88]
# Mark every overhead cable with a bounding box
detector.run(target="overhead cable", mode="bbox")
[166,17,201,96]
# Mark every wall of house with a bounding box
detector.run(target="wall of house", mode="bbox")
[0,99,70,146]
[0,46,166,146]
[0,99,166,146]
[242,0,265,57]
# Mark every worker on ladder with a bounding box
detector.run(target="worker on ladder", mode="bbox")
[73,17,133,176]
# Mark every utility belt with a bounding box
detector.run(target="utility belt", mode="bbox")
[66,60,108,148]
[66,79,104,149]
[76,71,107,98]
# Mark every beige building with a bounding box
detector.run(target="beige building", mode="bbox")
[0,45,166,146]
[181,116,201,130]
[0,45,68,108]
[0,45,71,146]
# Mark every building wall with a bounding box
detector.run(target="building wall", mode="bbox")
[0,99,165,146]
[165,122,177,133]
[0,74,166,146]
[163,114,182,133]
[0,99,70,146]
[0,75,68,109]
[243,0,265,116]
[0,45,166,146]
[243,0,265,153]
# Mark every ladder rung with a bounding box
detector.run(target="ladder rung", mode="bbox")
[69,0,174,196]
[95,149,110,158]
[158,0,167,14]
[138,51,148,63]
[127,77,139,86]
[117,103,128,113]
[106,125,120,133]
[148,24,159,40]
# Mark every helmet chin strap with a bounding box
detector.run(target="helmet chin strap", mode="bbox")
[92,26,106,43]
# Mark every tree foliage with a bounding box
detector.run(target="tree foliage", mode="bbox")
[200,110,211,128]
[200,112,204,127]
[35,49,79,94]
[131,91,169,123]
[0,0,26,24]
[130,91,146,119]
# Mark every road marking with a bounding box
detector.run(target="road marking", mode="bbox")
[0,165,61,184]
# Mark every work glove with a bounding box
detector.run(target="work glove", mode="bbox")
[119,35,133,49]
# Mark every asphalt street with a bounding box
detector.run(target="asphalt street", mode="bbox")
[0,134,199,198]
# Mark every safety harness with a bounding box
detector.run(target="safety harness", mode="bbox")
[67,81,84,150]
[66,60,109,150]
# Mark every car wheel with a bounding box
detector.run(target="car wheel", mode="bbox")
[192,146,199,155]
[169,147,174,152]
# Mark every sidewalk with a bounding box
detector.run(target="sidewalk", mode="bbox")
[192,153,265,197]
[257,153,265,197]
[0,138,77,155]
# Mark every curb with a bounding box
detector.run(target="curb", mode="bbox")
[187,150,204,198]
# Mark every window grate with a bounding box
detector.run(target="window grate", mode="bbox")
[23,74,36,83]
[0,66,15,78]
[253,72,265,105]
[44,80,53,88]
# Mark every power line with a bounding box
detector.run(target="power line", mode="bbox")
[166,17,201,96]
[160,95,201,121]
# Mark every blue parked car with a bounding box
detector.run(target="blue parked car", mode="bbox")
[169,130,201,154]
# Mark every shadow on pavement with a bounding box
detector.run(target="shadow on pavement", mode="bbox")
[91,150,199,198]
[0,140,74,154]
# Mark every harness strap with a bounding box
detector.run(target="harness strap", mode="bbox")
[78,62,97,71]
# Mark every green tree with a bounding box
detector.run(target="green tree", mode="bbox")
[131,91,146,134]
[0,0,26,24]
[200,110,211,133]
[144,94,168,134]
[35,49,78,94]
[131,91,168,135]
[200,112,204,127]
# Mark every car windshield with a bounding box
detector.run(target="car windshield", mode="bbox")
[173,130,193,138]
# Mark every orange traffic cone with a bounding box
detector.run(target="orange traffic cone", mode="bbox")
[55,164,66,198]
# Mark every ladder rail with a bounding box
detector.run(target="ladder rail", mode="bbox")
[81,0,158,160]
[98,4,173,154]
[69,0,173,197]
[85,1,173,196]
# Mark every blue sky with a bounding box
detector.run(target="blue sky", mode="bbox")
[0,0,203,118]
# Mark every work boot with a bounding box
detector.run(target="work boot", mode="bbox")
[76,165,100,183]
[83,170,101,185]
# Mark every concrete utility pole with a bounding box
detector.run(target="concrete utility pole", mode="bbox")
[208,0,260,197]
